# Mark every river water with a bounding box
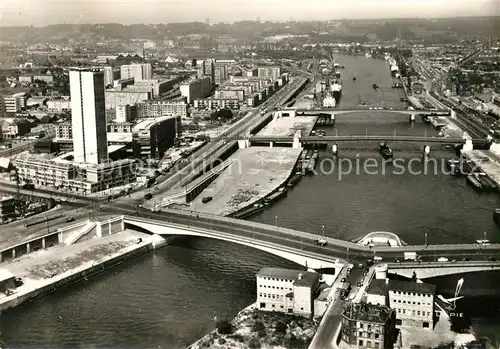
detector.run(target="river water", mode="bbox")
[1,55,499,348]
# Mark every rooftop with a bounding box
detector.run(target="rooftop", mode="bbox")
[257,267,319,287]
[342,302,393,324]
[133,115,177,131]
[366,279,436,297]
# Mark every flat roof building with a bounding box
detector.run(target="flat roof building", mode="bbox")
[70,68,108,165]
[256,267,320,318]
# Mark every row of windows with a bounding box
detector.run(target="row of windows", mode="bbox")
[392,299,432,306]
[392,291,432,297]
[396,309,431,317]
[258,293,291,300]
[259,276,293,282]
[259,285,292,291]
[359,324,381,332]
[358,332,381,340]
[358,339,383,348]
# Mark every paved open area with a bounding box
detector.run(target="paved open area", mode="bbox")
[464,149,500,185]
[186,147,301,216]
[0,229,151,304]
[257,115,318,137]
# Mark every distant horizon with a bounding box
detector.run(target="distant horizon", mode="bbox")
[2,14,500,28]
[1,0,497,27]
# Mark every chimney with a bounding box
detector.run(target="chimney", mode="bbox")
[385,278,389,285]
[298,273,303,280]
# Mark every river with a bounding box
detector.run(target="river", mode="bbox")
[1,55,499,348]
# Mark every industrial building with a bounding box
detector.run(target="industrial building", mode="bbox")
[256,267,320,318]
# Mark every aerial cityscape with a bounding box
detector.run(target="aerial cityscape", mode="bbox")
[0,1,499,348]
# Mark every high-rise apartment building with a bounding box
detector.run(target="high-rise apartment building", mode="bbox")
[70,68,108,165]
[179,78,212,104]
[197,59,215,84]
[103,66,114,87]
[257,66,281,80]
[120,63,152,81]
[214,61,229,85]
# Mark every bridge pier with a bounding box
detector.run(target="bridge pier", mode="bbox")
[490,141,500,155]
[238,139,250,149]
[269,142,273,148]
[461,138,473,152]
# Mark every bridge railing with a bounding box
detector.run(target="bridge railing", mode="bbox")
[386,260,500,268]
[123,215,346,265]
[138,208,500,253]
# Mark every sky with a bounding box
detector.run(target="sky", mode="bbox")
[0,0,498,26]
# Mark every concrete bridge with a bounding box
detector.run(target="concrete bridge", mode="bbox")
[386,261,500,279]
[249,134,490,146]
[287,108,450,116]
[108,207,500,278]
[123,215,344,270]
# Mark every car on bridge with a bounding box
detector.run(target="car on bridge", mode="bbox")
[315,238,327,246]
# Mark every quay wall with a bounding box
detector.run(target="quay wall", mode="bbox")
[0,239,157,312]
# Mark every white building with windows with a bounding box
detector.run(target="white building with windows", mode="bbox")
[256,267,320,318]
[70,68,109,165]
[365,278,436,329]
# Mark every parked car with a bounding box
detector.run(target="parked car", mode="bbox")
[65,216,75,223]
[437,257,449,262]
[144,193,153,200]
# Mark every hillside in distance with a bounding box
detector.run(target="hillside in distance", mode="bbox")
[2,16,498,44]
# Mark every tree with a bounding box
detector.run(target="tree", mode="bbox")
[214,108,233,121]
[275,321,287,334]
[191,58,197,67]
[216,320,233,335]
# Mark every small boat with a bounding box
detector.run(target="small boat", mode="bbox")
[373,83,379,89]
[353,77,357,81]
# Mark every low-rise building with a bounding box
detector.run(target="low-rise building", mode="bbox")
[136,100,188,119]
[47,98,71,112]
[256,267,320,318]
[365,278,436,329]
[115,105,137,123]
[1,119,31,139]
[193,98,240,110]
[105,88,152,109]
[108,122,134,133]
[341,302,396,349]
[214,89,245,101]
[13,155,137,195]
[34,75,54,84]
[4,93,27,113]
[54,123,72,140]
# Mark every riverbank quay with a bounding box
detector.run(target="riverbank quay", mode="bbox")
[462,149,500,189]
[188,303,319,349]
[0,227,160,312]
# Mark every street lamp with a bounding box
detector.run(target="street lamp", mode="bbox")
[321,224,325,237]
[275,215,278,228]
[424,233,428,248]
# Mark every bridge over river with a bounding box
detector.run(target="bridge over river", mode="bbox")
[104,205,500,278]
